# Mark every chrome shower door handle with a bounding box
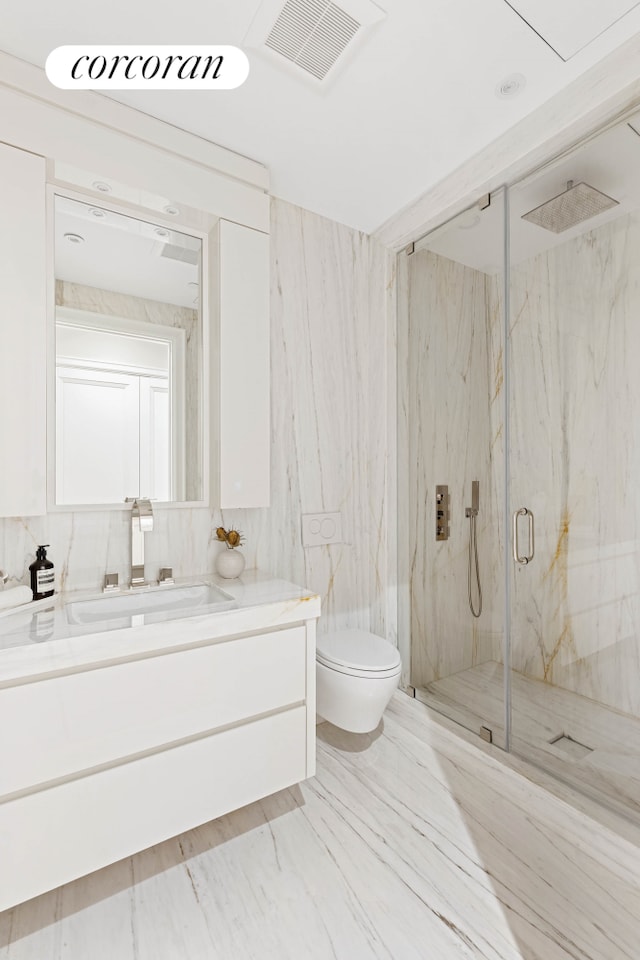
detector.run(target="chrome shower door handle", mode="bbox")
[512,507,534,564]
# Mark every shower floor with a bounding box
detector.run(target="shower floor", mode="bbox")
[417,661,640,819]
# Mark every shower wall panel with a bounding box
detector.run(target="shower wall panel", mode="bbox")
[405,250,503,687]
[508,210,640,718]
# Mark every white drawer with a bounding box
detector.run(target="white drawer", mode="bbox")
[0,705,307,912]
[0,625,306,797]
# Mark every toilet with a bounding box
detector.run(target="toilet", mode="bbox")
[316,629,402,733]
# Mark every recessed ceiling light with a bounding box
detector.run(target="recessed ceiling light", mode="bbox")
[92,180,112,193]
[495,73,526,99]
[88,207,107,218]
[155,227,170,239]
[64,232,85,244]
[164,204,180,216]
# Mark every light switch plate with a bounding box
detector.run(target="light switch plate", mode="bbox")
[302,512,342,547]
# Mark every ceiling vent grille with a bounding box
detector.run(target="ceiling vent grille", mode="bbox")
[245,0,385,84]
[265,0,360,80]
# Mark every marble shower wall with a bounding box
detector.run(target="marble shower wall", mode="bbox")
[506,209,640,718]
[400,249,504,689]
[0,199,394,640]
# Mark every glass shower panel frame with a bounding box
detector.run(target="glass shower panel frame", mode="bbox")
[401,189,509,748]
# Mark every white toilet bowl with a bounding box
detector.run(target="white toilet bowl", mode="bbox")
[316,629,401,733]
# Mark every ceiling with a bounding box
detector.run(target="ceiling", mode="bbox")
[3,0,640,234]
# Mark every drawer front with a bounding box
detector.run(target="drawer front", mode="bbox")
[0,625,306,797]
[0,705,307,912]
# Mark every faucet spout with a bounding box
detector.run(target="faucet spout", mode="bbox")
[125,498,153,587]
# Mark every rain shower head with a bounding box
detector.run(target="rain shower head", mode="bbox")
[521,180,619,234]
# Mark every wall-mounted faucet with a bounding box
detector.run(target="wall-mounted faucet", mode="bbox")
[125,497,153,588]
[465,479,480,520]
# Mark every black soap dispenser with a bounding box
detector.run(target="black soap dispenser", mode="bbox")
[29,545,55,600]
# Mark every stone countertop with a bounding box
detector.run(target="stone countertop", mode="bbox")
[0,570,321,685]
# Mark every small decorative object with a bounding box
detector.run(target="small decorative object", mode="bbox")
[214,526,246,579]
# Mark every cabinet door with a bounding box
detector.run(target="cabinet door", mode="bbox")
[0,143,46,517]
[218,220,270,507]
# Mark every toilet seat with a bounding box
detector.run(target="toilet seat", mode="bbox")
[316,629,402,732]
[316,629,401,679]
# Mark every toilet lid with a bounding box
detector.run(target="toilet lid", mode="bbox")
[316,629,401,672]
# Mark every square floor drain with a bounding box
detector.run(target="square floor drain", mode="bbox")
[548,733,594,760]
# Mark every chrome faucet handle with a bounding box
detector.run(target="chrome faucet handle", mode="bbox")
[159,567,174,585]
[137,499,153,533]
[125,496,154,588]
[125,497,154,532]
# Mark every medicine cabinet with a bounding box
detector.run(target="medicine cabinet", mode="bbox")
[0,65,270,517]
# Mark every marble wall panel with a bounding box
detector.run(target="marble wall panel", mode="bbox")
[225,199,394,639]
[0,199,394,643]
[402,249,504,689]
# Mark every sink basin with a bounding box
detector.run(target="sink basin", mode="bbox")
[65,582,236,626]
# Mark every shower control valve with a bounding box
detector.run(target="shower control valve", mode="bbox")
[435,485,450,541]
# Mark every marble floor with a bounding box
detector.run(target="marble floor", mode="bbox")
[1,691,639,960]
[420,661,640,819]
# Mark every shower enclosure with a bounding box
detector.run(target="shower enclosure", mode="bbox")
[399,109,640,820]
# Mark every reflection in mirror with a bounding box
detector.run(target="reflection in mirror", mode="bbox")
[54,195,203,505]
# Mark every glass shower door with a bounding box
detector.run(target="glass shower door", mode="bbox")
[506,115,640,819]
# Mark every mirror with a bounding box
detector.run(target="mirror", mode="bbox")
[53,195,204,505]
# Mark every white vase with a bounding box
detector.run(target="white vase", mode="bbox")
[215,548,246,579]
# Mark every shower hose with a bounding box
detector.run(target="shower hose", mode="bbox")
[468,511,483,618]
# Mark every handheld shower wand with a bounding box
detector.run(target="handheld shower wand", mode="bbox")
[465,480,482,618]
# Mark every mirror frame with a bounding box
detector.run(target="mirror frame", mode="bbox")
[46,184,211,512]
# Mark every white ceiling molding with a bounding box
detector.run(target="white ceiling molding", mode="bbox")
[0,52,269,231]
[504,0,640,60]
[0,52,268,191]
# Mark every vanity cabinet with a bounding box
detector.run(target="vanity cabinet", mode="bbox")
[0,615,316,912]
